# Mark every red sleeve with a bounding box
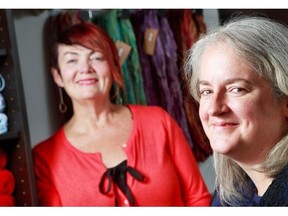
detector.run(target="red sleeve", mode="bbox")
[164,110,211,206]
[33,144,62,206]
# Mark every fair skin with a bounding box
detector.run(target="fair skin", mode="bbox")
[198,43,288,195]
[51,44,132,168]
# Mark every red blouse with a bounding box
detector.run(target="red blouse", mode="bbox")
[33,105,211,206]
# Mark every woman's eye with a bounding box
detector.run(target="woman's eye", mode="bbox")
[230,87,244,93]
[95,57,105,61]
[199,89,212,96]
[91,54,105,61]
[67,59,77,64]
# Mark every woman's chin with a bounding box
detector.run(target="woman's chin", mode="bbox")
[210,142,235,155]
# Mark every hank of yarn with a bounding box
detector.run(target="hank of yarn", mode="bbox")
[0,169,15,195]
[0,194,15,206]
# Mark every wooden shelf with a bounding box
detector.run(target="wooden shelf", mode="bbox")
[0,131,19,141]
[0,48,7,56]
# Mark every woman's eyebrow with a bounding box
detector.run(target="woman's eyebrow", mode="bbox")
[198,78,252,86]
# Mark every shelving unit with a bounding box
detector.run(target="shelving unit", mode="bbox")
[0,9,38,206]
[0,48,7,56]
[0,131,19,141]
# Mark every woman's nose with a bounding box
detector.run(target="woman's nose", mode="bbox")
[207,93,229,116]
[80,60,94,73]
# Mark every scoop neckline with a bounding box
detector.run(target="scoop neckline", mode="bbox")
[60,104,136,156]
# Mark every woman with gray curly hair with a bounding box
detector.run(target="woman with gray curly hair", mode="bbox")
[184,16,288,206]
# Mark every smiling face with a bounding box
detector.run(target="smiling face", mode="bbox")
[52,44,112,102]
[198,43,288,164]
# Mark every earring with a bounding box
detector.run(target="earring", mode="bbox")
[58,87,67,113]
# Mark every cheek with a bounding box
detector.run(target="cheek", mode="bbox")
[234,98,252,110]
[199,103,208,123]
[237,97,267,119]
[101,69,113,82]
[60,68,76,81]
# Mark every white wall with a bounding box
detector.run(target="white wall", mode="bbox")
[13,10,61,147]
[13,9,218,194]
[203,9,220,30]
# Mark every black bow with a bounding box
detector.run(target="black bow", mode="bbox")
[99,160,145,206]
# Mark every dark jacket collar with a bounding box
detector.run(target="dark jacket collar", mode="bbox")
[212,165,288,206]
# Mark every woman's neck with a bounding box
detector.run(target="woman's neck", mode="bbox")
[240,164,273,196]
[67,101,120,132]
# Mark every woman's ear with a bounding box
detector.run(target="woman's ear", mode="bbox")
[51,67,64,87]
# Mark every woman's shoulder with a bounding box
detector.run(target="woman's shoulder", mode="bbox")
[211,190,222,206]
[127,105,175,129]
[128,104,168,116]
[32,127,64,155]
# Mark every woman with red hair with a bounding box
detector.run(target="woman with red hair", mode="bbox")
[32,22,211,206]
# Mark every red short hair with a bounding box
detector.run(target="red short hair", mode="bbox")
[51,22,123,90]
